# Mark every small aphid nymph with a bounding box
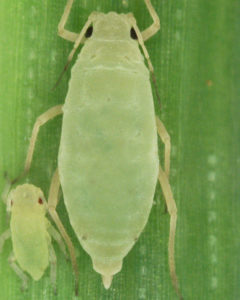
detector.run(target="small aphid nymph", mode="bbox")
[0,184,62,291]
[0,181,78,294]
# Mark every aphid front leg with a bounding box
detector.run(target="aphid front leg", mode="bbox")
[142,0,160,41]
[12,105,63,184]
[54,13,96,88]
[0,229,11,252]
[48,244,57,294]
[58,0,78,42]
[156,117,171,178]
[158,166,183,300]
[1,178,10,205]
[8,252,28,291]
[47,222,68,258]
[48,169,79,295]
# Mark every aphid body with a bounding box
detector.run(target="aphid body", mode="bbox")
[0,184,67,291]
[10,185,50,280]
[59,11,159,286]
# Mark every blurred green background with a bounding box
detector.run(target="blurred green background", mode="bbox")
[0,0,239,299]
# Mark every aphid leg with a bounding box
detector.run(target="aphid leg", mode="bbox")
[48,244,57,295]
[47,222,68,258]
[58,0,78,42]
[1,175,11,204]
[53,16,94,89]
[156,117,171,179]
[48,169,79,296]
[8,252,28,291]
[130,20,154,72]
[129,20,161,106]
[158,165,183,300]
[1,179,12,215]
[142,0,160,41]
[0,229,11,252]
[12,105,63,184]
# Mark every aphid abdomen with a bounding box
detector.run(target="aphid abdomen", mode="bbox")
[59,66,158,277]
[11,215,49,280]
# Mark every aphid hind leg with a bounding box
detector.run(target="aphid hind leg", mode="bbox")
[0,229,11,252]
[48,243,57,294]
[158,165,183,300]
[12,105,63,184]
[58,0,78,42]
[156,117,171,179]
[48,169,79,295]
[8,252,28,291]
[142,0,160,41]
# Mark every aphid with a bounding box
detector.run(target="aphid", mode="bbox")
[14,0,182,298]
[0,181,78,293]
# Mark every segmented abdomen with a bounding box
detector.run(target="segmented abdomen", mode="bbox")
[59,64,158,276]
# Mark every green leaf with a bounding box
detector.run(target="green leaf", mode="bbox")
[0,0,239,299]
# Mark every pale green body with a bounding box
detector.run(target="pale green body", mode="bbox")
[10,184,50,280]
[58,13,159,276]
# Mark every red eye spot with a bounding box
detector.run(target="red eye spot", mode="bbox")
[38,198,43,205]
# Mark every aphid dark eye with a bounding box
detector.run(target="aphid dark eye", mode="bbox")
[85,26,93,38]
[38,198,43,205]
[130,27,138,40]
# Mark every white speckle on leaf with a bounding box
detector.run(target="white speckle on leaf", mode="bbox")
[208,155,217,165]
[82,0,87,8]
[31,6,37,17]
[209,191,216,200]
[122,0,129,8]
[141,266,146,275]
[176,9,182,21]
[171,145,177,157]
[207,153,218,291]
[171,168,177,176]
[175,31,180,41]
[29,50,36,60]
[51,50,57,63]
[140,245,146,255]
[29,29,36,39]
[208,211,217,222]
[207,171,216,182]
[26,108,33,137]
[28,68,34,80]
[28,89,34,100]
[209,235,217,247]
[211,277,218,289]
[211,254,217,264]
[139,287,146,299]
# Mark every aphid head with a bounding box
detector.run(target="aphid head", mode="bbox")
[86,12,137,42]
[10,184,46,214]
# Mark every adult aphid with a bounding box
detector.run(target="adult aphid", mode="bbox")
[14,0,182,298]
[0,181,78,293]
